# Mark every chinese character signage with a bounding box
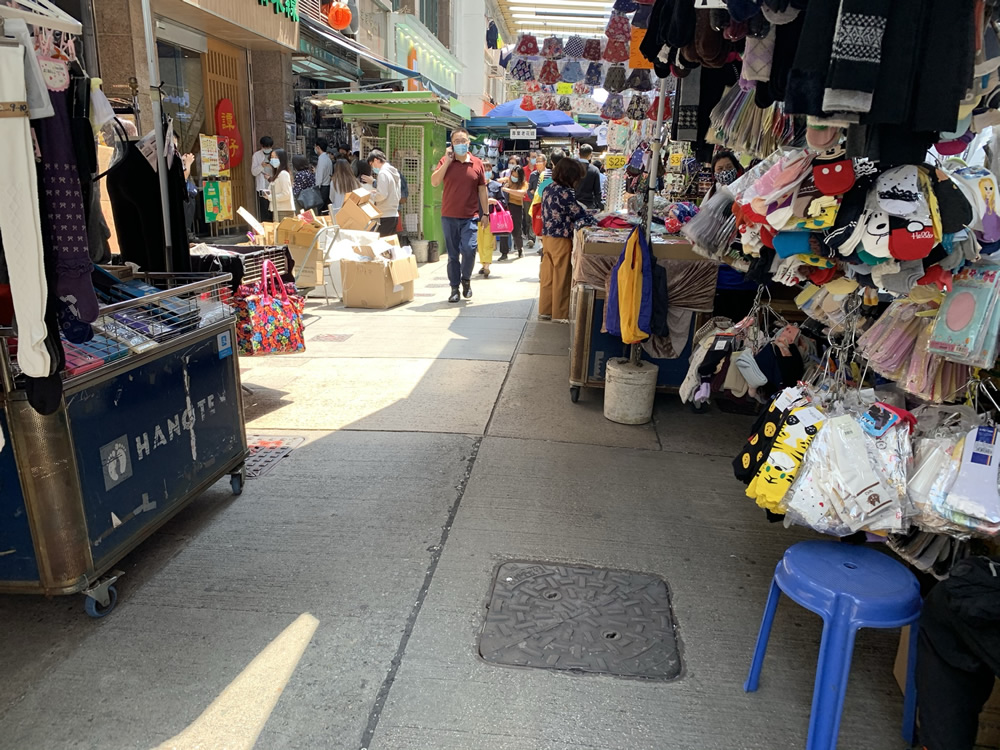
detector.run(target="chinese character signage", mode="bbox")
[258,0,299,22]
[214,98,244,168]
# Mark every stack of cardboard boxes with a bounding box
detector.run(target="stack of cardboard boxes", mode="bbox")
[340,235,418,310]
[237,190,418,309]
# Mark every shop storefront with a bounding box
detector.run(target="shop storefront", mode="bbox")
[145,0,299,228]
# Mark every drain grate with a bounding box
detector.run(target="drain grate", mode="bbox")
[245,436,306,478]
[479,562,682,680]
[312,333,353,343]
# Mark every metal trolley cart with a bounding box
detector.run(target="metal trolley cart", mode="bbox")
[0,274,248,617]
[568,231,716,404]
[569,284,702,403]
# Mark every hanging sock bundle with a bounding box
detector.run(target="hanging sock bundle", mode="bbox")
[706,84,796,157]
[823,0,891,114]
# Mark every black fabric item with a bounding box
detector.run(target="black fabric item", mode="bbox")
[823,172,875,252]
[917,570,1000,750]
[746,246,775,284]
[946,557,1000,623]
[911,0,977,133]
[783,0,839,116]
[698,347,730,379]
[756,9,804,106]
[869,125,937,168]
[667,0,697,48]
[107,140,191,273]
[650,262,669,336]
[698,62,741,148]
[923,243,949,268]
[864,0,921,125]
[825,0,891,106]
[639,0,671,72]
[929,168,975,233]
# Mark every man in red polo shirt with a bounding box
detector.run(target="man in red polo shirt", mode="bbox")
[430,127,489,303]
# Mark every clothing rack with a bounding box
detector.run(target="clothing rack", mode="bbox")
[0,0,82,35]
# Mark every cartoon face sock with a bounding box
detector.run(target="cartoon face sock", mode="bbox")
[748,405,825,511]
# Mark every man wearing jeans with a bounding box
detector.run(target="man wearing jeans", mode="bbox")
[431,127,488,303]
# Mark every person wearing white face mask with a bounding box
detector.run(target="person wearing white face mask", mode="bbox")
[268,148,296,221]
[250,135,275,221]
[360,149,400,237]
[430,127,489,303]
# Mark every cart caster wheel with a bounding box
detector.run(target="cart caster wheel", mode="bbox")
[689,401,709,414]
[84,585,117,619]
[570,386,581,403]
[231,473,244,496]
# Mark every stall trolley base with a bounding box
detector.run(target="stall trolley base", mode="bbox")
[569,284,702,404]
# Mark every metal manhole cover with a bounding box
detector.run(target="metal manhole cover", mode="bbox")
[245,436,306,478]
[312,333,353,343]
[479,562,682,680]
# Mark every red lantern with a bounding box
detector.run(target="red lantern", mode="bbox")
[327,2,351,30]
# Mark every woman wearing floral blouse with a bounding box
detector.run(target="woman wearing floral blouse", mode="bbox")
[540,158,595,321]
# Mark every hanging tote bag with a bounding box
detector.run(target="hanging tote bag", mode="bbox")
[477,222,496,264]
[235,259,306,356]
[489,203,515,235]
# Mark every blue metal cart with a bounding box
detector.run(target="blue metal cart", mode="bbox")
[568,284,702,403]
[0,274,247,617]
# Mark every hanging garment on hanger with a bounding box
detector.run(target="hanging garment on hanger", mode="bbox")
[34,86,99,322]
[106,131,191,274]
[2,18,53,119]
[0,45,51,379]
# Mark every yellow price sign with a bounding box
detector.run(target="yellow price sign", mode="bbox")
[556,82,574,95]
[605,154,628,170]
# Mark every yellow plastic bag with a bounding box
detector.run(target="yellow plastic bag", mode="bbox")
[477,222,495,264]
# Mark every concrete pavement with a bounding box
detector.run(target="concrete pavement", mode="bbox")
[0,249,910,749]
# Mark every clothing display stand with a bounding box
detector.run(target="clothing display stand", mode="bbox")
[0,5,247,617]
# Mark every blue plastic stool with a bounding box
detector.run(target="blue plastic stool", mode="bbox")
[744,541,921,750]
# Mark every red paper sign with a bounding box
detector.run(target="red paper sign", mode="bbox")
[214,98,244,168]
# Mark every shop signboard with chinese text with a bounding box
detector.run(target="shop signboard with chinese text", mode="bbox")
[510,128,536,140]
[214,99,244,168]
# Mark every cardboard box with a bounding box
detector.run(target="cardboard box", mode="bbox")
[289,244,325,288]
[894,626,1000,749]
[275,217,305,246]
[340,256,418,309]
[336,188,380,231]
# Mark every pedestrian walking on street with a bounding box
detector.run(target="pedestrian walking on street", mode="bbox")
[268,148,296,222]
[501,164,527,258]
[361,149,401,237]
[314,138,333,213]
[250,135,275,221]
[431,127,489,303]
[539,158,594,322]
[330,159,360,213]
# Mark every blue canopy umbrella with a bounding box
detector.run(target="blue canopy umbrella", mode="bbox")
[483,98,575,126]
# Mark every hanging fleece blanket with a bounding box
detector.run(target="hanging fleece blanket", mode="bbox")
[606,226,653,344]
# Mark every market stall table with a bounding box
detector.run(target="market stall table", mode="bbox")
[569,227,719,403]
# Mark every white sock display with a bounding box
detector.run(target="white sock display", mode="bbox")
[0,46,52,378]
